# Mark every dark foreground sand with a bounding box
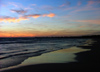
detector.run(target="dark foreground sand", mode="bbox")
[1,37,100,72]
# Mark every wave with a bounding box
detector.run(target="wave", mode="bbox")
[0,50,46,59]
[0,37,81,44]
[0,38,88,69]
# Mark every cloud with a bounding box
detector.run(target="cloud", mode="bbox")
[71,4,100,13]
[88,1,94,5]
[11,9,27,14]
[17,17,28,22]
[8,2,22,8]
[0,16,28,23]
[60,4,66,7]
[41,5,54,11]
[69,0,100,14]
[23,13,55,18]
[31,4,36,6]
[42,13,55,17]
[60,1,71,7]
[0,13,55,23]
[23,14,41,18]
[72,19,100,24]
[87,0,100,6]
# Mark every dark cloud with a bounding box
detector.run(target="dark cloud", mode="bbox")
[11,9,28,14]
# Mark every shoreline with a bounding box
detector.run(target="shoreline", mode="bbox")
[0,46,90,72]
[1,38,100,72]
[20,46,90,66]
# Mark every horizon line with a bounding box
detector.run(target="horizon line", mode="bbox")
[0,35,100,38]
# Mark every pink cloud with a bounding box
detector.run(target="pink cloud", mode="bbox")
[60,1,71,7]
[70,0,100,14]
[87,0,100,6]
[71,5,100,13]
[60,4,66,7]
[88,1,94,5]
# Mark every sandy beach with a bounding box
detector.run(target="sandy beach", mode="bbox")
[1,46,90,71]
[20,46,90,66]
[1,37,100,72]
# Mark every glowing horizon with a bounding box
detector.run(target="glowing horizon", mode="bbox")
[0,0,100,37]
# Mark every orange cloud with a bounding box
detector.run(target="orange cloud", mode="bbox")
[32,15,40,18]
[4,17,17,23]
[17,17,28,22]
[42,13,55,17]
[73,19,100,24]
[0,18,3,22]
[24,14,41,18]
[0,17,17,23]
[0,17,28,23]
[0,13,55,23]
[47,13,55,17]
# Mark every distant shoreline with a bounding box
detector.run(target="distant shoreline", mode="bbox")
[0,35,100,38]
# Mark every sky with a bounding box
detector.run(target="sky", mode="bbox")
[0,0,100,37]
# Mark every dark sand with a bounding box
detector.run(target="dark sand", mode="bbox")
[1,37,100,72]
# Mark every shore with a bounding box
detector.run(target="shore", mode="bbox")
[1,37,100,72]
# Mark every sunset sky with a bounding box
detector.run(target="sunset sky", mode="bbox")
[0,0,100,37]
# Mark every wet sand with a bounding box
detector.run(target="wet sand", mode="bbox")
[1,37,100,72]
[20,47,90,66]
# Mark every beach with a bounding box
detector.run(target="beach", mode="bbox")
[1,0,100,71]
[1,37,100,72]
